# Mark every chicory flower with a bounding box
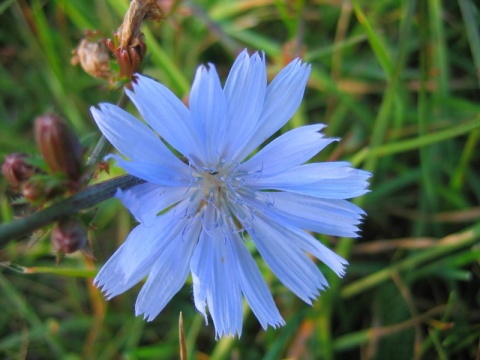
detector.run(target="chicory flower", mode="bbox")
[91,50,370,338]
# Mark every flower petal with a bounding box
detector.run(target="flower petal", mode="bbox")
[135,220,201,321]
[247,191,365,238]
[189,64,227,166]
[251,163,371,199]
[90,103,187,171]
[288,226,349,278]
[108,154,191,186]
[230,232,285,330]
[191,228,243,338]
[206,230,243,338]
[115,182,191,226]
[94,211,188,299]
[238,124,336,177]
[93,242,149,300]
[244,212,329,304]
[190,228,214,321]
[222,51,266,159]
[233,59,311,160]
[190,204,244,337]
[127,75,203,160]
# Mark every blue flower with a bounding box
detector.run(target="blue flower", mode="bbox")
[90,50,370,338]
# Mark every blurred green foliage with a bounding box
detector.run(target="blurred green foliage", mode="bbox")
[1,0,479,359]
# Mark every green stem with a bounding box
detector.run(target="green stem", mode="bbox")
[86,92,129,170]
[0,91,134,246]
[0,175,144,246]
[87,135,111,168]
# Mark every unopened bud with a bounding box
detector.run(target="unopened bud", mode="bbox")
[107,37,146,82]
[51,218,88,254]
[21,180,45,202]
[34,114,83,181]
[2,153,36,187]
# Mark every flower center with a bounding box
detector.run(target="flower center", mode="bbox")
[186,162,258,234]
[200,171,226,203]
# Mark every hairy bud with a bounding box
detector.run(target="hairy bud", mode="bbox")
[2,153,35,187]
[51,218,88,254]
[34,114,83,182]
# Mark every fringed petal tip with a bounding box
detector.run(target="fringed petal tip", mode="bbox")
[214,330,241,340]
[202,297,287,337]
[135,309,156,322]
[94,282,114,300]
[263,318,287,331]
[94,273,125,300]
[334,260,349,278]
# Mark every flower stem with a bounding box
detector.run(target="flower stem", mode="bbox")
[86,92,129,170]
[0,175,145,246]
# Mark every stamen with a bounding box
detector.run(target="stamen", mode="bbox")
[185,155,263,235]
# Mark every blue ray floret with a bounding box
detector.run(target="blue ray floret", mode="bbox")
[90,50,371,338]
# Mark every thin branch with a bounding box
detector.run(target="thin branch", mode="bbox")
[86,92,129,171]
[0,175,145,246]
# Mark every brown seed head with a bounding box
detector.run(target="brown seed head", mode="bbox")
[71,34,112,80]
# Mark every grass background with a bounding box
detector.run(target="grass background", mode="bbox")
[1,0,480,359]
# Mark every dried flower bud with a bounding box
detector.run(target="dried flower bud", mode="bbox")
[51,218,88,254]
[34,114,83,181]
[106,0,164,83]
[2,153,36,187]
[71,33,112,80]
[117,0,164,50]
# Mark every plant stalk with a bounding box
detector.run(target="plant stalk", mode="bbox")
[0,175,144,246]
